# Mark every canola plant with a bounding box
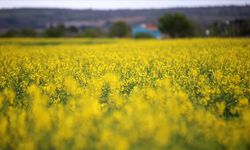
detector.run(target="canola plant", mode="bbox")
[0,38,249,150]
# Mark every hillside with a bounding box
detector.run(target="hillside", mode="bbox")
[0,5,250,30]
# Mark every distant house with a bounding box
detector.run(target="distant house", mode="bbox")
[132,24,161,39]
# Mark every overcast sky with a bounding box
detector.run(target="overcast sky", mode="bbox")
[0,0,250,9]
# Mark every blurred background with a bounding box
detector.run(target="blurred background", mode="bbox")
[0,0,250,38]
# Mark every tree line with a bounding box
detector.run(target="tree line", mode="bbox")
[1,13,250,38]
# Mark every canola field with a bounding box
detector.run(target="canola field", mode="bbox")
[0,38,250,150]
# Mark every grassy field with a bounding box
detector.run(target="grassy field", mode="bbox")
[0,38,250,150]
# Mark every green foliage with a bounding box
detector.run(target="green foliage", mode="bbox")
[44,25,65,37]
[1,29,19,37]
[81,28,104,38]
[19,28,37,37]
[211,19,250,37]
[109,21,131,38]
[134,32,153,39]
[1,28,37,37]
[67,26,78,33]
[158,13,195,38]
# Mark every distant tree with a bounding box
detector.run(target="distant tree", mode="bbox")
[67,26,78,33]
[20,28,37,37]
[237,19,250,36]
[1,29,19,37]
[81,28,104,38]
[210,19,250,37]
[210,21,226,36]
[44,24,65,37]
[134,32,153,39]
[158,13,195,38]
[109,21,130,38]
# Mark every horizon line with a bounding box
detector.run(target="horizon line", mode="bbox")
[0,4,249,11]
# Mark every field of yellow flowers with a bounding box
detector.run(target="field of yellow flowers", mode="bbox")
[0,38,249,150]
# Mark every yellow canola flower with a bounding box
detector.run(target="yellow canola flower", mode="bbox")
[0,38,249,150]
[0,94,4,108]
[103,73,120,91]
[238,98,248,107]
[17,139,35,150]
[3,88,15,105]
[216,101,226,116]
[0,117,8,137]
[63,76,78,95]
